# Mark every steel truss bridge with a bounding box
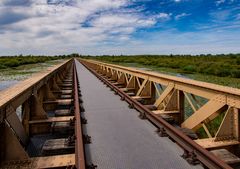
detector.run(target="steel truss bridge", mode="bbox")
[0,58,240,169]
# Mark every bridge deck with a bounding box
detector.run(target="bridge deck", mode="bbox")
[76,61,203,169]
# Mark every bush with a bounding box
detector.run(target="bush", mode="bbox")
[0,56,60,69]
[231,70,240,78]
[183,65,196,73]
[92,53,240,79]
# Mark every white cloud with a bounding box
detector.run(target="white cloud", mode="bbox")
[0,0,160,55]
[175,13,191,20]
[0,0,239,55]
[85,29,240,55]
[156,13,171,19]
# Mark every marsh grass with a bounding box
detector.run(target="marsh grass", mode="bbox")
[0,59,64,81]
[0,56,61,69]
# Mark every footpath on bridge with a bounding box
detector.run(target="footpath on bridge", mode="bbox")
[76,60,203,169]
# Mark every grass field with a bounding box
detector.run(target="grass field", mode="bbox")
[0,55,72,81]
[0,55,66,69]
[89,54,240,88]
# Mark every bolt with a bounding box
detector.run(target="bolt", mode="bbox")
[158,127,168,137]
[128,103,134,109]
[138,113,146,119]
[87,164,97,169]
[81,117,88,124]
[83,135,92,144]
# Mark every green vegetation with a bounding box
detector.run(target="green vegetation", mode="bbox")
[87,54,240,88]
[0,55,69,69]
[0,54,83,81]
[92,54,240,78]
[0,59,65,81]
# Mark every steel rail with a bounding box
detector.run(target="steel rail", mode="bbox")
[80,60,233,169]
[73,59,86,169]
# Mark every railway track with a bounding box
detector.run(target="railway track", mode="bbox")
[0,58,240,168]
[80,59,239,169]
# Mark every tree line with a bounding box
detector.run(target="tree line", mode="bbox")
[90,54,240,78]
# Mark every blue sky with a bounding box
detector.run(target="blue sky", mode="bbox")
[0,0,239,55]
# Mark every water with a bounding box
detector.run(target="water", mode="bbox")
[0,80,19,91]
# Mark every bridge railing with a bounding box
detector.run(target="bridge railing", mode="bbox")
[81,59,240,141]
[0,59,73,163]
[80,59,240,169]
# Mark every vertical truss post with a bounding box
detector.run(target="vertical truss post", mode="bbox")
[178,90,185,123]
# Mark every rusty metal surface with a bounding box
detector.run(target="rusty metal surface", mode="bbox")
[75,61,203,169]
[73,59,86,169]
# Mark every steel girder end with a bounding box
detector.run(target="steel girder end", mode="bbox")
[187,151,200,165]
[138,112,146,119]
[81,117,88,124]
[181,150,189,159]
[79,98,83,103]
[157,127,168,137]
[182,151,200,165]
[83,135,92,144]
[128,103,134,109]
[155,128,160,133]
[80,104,85,112]
[86,163,98,169]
